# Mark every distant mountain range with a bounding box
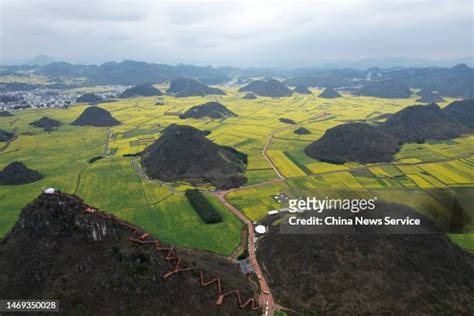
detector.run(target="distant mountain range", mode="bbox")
[1,58,473,98]
[320,57,474,69]
[24,54,57,66]
[288,64,474,98]
[5,55,472,69]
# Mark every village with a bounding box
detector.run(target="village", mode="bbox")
[0,85,126,110]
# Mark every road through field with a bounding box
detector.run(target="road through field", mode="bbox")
[263,134,285,180]
[103,130,111,157]
[132,157,179,194]
[214,190,276,316]
[261,112,333,181]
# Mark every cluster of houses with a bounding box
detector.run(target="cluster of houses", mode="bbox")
[0,85,127,110]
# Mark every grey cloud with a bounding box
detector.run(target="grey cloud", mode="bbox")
[0,0,472,67]
[16,0,151,21]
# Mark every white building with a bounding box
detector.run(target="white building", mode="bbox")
[255,225,266,234]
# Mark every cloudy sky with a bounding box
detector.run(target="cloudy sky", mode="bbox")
[0,0,472,67]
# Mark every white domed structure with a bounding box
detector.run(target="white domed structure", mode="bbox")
[255,225,266,234]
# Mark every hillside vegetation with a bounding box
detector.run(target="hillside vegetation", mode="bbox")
[239,79,292,97]
[305,123,400,163]
[444,99,474,129]
[353,79,412,98]
[168,78,225,97]
[76,93,102,103]
[0,129,14,142]
[293,85,311,94]
[380,103,468,143]
[29,116,60,131]
[72,107,121,127]
[258,207,474,314]
[0,193,256,315]
[180,102,236,119]
[0,85,472,255]
[0,161,42,185]
[141,124,247,189]
[318,87,341,98]
[119,83,163,98]
[416,90,445,103]
[306,102,472,163]
[242,93,257,99]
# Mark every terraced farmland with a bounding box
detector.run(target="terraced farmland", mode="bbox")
[0,86,473,253]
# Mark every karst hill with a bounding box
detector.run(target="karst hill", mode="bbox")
[167,78,226,97]
[141,124,247,189]
[353,79,412,98]
[76,93,102,103]
[318,87,341,98]
[257,203,474,314]
[305,102,472,163]
[29,117,60,131]
[71,107,121,127]
[0,192,257,314]
[0,161,43,185]
[238,79,292,97]
[119,83,163,98]
[179,102,236,119]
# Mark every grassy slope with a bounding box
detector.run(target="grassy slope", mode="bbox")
[76,157,242,254]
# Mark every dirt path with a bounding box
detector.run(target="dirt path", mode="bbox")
[261,112,333,181]
[263,134,285,180]
[132,157,149,180]
[214,191,276,316]
[103,130,111,157]
[73,163,92,195]
[131,157,178,194]
[228,226,248,260]
[217,130,474,315]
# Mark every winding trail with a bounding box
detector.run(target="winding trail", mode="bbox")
[263,134,285,180]
[228,226,248,260]
[212,121,474,316]
[214,190,276,316]
[132,157,178,194]
[132,157,149,180]
[260,112,333,181]
[73,164,90,195]
[103,130,111,157]
[62,192,262,312]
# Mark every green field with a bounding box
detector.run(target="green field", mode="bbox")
[1,86,473,253]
